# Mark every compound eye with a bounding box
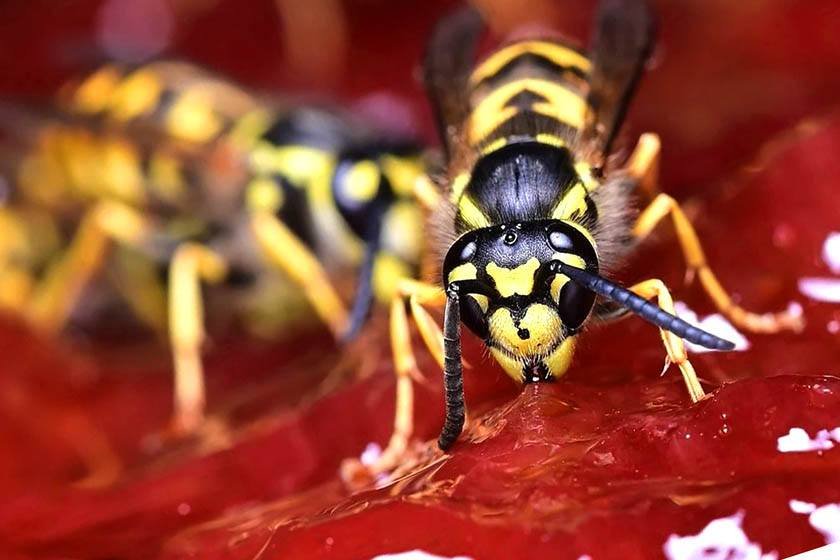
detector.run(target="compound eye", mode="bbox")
[557,281,595,331]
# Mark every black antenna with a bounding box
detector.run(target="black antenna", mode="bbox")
[548,261,735,351]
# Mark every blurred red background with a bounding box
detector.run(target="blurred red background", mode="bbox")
[0,0,839,558]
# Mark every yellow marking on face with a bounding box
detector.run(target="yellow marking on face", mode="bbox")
[72,65,122,114]
[381,201,423,263]
[108,69,162,122]
[536,133,566,148]
[449,172,471,203]
[457,195,491,229]
[489,304,563,357]
[447,262,477,284]
[551,183,588,221]
[469,79,586,145]
[543,337,576,379]
[228,109,273,150]
[343,160,380,202]
[149,152,187,204]
[469,41,591,86]
[486,257,540,298]
[470,294,489,313]
[490,346,523,382]
[246,176,284,212]
[165,88,223,143]
[575,161,598,192]
[372,252,412,303]
[481,137,508,155]
[381,155,424,197]
[548,253,585,303]
[549,275,570,305]
[490,331,577,384]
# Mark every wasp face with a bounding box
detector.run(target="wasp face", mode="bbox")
[442,219,598,383]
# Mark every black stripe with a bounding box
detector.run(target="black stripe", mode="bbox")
[473,52,588,91]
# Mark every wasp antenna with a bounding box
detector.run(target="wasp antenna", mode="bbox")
[439,284,466,450]
[552,261,735,351]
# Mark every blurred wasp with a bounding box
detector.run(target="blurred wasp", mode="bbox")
[354,0,805,476]
[0,61,436,438]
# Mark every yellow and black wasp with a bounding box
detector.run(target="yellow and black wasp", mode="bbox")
[0,60,435,439]
[357,0,805,474]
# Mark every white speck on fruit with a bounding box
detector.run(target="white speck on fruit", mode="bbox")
[823,232,840,274]
[798,277,840,303]
[789,500,840,544]
[777,427,840,453]
[663,511,777,560]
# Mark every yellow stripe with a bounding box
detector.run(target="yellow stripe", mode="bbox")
[449,172,471,203]
[575,161,598,192]
[536,133,567,149]
[469,79,586,145]
[470,41,591,86]
[551,183,588,221]
[457,195,491,229]
[481,137,508,155]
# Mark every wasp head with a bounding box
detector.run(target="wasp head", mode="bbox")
[442,219,598,383]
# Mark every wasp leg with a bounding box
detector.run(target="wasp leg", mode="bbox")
[27,201,151,332]
[250,212,349,338]
[630,278,705,402]
[342,279,448,484]
[168,243,227,436]
[625,132,661,199]
[633,194,804,333]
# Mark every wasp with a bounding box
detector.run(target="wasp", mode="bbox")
[0,61,435,440]
[351,0,805,477]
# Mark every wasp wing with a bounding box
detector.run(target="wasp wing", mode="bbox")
[584,0,655,161]
[422,6,485,163]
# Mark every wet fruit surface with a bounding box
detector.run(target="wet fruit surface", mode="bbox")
[1,1,839,559]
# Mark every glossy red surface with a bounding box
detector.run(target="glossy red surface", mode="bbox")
[1,1,839,559]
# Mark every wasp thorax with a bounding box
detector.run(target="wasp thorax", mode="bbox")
[442,219,599,383]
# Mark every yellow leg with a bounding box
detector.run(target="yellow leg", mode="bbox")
[634,194,804,334]
[364,279,447,476]
[250,212,349,337]
[26,201,151,332]
[168,243,227,435]
[630,279,705,402]
[625,132,661,199]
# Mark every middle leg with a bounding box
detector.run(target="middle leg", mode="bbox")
[630,278,705,402]
[633,194,804,334]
